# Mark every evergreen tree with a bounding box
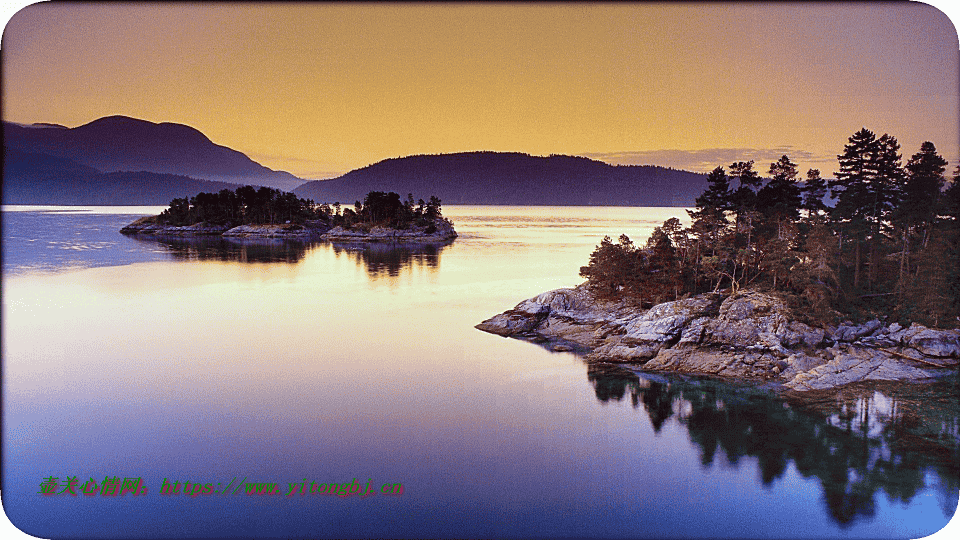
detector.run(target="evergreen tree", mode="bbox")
[863,134,904,288]
[758,155,803,239]
[831,128,877,288]
[687,166,732,257]
[728,160,762,220]
[801,168,829,219]
[692,166,732,216]
[869,134,905,237]
[941,168,960,324]
[728,160,763,285]
[580,235,640,299]
[897,142,947,245]
[892,142,947,305]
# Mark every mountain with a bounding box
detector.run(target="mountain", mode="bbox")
[3,116,304,191]
[294,152,708,206]
[3,148,241,205]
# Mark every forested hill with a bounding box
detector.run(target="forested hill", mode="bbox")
[293,152,708,206]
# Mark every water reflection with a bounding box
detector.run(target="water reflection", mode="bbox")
[122,235,452,277]
[330,241,449,279]
[149,236,317,263]
[587,364,960,527]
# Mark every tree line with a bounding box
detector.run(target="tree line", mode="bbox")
[580,129,960,328]
[158,186,444,230]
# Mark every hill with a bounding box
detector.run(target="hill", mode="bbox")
[3,148,241,205]
[3,116,304,191]
[293,152,707,206]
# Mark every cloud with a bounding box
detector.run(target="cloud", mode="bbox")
[583,147,837,174]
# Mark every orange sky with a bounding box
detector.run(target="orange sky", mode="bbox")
[2,2,958,180]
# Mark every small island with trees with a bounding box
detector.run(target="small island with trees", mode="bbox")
[121,186,457,242]
[478,129,960,392]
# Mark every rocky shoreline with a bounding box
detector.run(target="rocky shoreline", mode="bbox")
[120,216,457,242]
[321,219,457,243]
[476,286,959,391]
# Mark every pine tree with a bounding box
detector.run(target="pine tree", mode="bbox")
[869,134,904,237]
[940,168,960,324]
[831,128,877,289]
[897,142,947,246]
[728,161,762,282]
[687,166,732,255]
[728,160,762,218]
[863,134,904,288]
[893,142,947,304]
[801,168,829,219]
[689,166,732,219]
[758,155,803,239]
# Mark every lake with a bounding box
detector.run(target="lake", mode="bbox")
[2,205,957,539]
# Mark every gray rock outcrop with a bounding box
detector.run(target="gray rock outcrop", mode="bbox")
[120,216,456,242]
[476,285,958,391]
[321,219,457,243]
[120,217,232,236]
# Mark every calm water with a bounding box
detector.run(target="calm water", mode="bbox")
[2,206,957,539]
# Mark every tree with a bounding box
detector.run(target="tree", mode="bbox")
[645,225,683,302]
[801,168,829,220]
[897,142,947,246]
[757,155,803,239]
[426,195,443,219]
[727,160,763,285]
[869,134,905,236]
[891,142,947,303]
[687,167,731,253]
[939,168,960,324]
[580,235,640,299]
[792,220,840,322]
[831,128,877,289]
[728,160,761,221]
[363,191,404,223]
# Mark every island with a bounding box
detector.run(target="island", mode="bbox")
[479,133,960,392]
[120,186,457,242]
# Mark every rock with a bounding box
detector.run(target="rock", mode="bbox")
[322,219,457,243]
[122,215,452,241]
[120,218,232,236]
[474,301,549,337]
[677,317,711,346]
[834,319,882,342]
[476,285,957,392]
[701,291,790,351]
[223,224,313,237]
[903,326,960,357]
[783,345,941,391]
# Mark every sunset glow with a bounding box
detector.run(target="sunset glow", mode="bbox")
[2,2,958,179]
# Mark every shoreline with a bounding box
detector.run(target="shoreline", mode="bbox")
[476,285,960,392]
[120,216,457,242]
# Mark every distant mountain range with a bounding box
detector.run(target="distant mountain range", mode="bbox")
[294,152,707,206]
[3,115,304,201]
[4,115,709,207]
[3,147,240,205]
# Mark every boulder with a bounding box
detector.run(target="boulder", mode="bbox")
[834,319,882,342]
[903,326,960,357]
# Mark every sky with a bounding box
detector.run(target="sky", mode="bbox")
[2,2,958,181]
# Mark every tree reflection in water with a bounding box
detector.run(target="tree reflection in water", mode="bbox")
[587,363,960,527]
[330,241,448,279]
[117,235,451,277]
[147,236,315,263]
